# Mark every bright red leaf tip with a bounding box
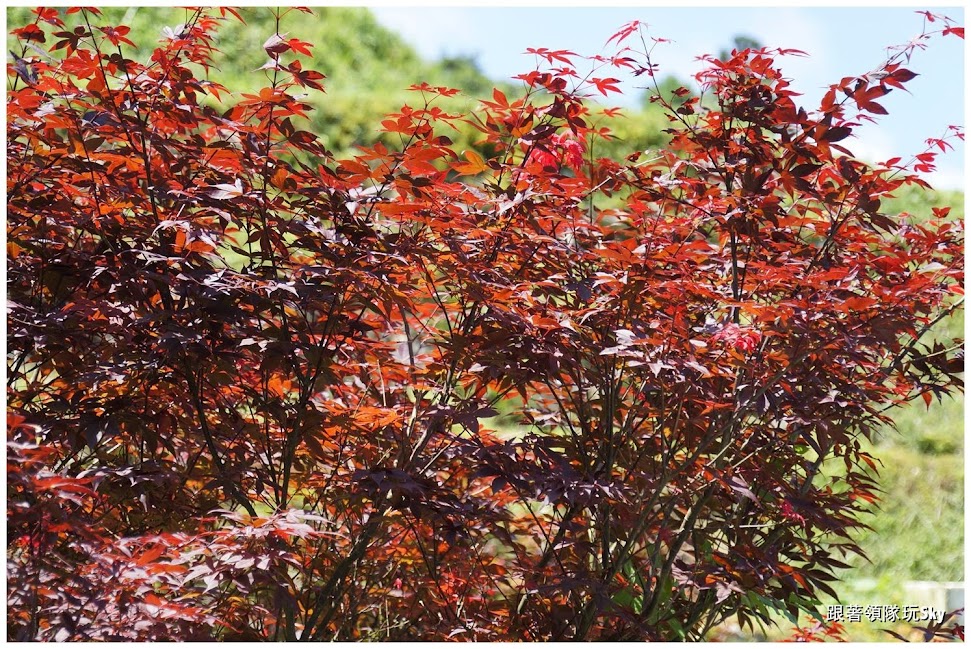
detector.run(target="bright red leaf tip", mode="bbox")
[606,20,643,47]
[591,77,622,96]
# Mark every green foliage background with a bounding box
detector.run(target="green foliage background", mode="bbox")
[7,6,963,640]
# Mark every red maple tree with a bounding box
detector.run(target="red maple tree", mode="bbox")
[7,7,964,641]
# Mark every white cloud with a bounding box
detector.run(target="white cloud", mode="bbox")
[371,7,476,62]
[847,125,898,166]
[924,166,965,192]
[850,124,964,191]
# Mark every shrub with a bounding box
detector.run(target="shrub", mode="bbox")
[6,7,963,641]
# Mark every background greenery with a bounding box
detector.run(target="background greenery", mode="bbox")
[7,6,963,641]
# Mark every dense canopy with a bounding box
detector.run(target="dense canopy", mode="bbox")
[7,7,964,642]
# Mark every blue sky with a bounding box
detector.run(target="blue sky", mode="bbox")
[371,5,965,190]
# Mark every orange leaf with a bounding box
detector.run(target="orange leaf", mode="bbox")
[453,149,487,175]
[267,374,291,397]
[136,545,165,566]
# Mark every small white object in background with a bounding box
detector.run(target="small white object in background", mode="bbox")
[904,581,964,624]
